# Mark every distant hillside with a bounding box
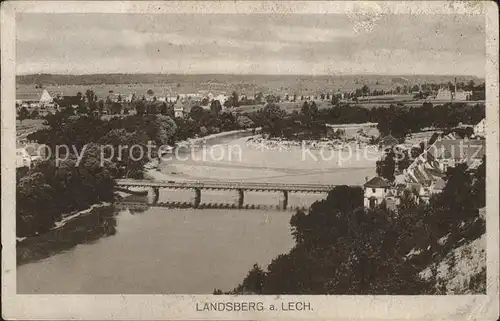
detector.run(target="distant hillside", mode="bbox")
[16,73,483,87]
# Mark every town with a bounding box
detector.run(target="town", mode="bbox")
[16,76,486,214]
[12,10,490,300]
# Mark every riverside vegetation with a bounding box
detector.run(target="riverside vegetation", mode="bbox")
[18,93,485,251]
[215,159,486,295]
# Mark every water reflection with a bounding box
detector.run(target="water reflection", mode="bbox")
[17,205,118,266]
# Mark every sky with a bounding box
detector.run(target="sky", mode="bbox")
[16,13,485,76]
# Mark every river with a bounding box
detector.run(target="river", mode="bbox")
[17,131,377,294]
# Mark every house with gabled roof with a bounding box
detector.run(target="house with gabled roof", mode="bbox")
[473,118,485,138]
[427,139,485,171]
[363,176,392,209]
[403,136,485,200]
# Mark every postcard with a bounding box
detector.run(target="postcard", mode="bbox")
[1,1,499,320]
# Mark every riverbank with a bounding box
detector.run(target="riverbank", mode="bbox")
[17,203,116,266]
[176,127,261,147]
[16,202,112,243]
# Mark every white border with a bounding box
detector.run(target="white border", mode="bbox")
[1,1,499,320]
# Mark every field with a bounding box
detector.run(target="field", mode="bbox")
[16,119,47,139]
[16,74,483,100]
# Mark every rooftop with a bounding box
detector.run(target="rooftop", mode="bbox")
[428,139,485,162]
[380,135,399,148]
[364,176,392,188]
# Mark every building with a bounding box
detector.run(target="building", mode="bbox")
[431,178,446,195]
[454,90,472,101]
[406,183,429,204]
[404,137,485,198]
[473,118,485,138]
[427,139,486,172]
[215,94,228,106]
[16,89,55,108]
[39,89,54,105]
[363,176,392,209]
[16,142,47,168]
[174,102,185,118]
[166,96,178,103]
[435,88,453,101]
[16,145,31,168]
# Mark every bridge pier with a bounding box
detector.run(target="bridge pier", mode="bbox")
[152,187,160,204]
[281,191,288,210]
[238,189,245,209]
[193,188,201,208]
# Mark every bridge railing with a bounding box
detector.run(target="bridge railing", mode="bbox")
[114,179,340,190]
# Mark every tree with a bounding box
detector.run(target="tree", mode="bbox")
[300,101,310,115]
[135,100,145,116]
[236,115,255,128]
[85,89,96,106]
[255,92,264,104]
[210,100,222,114]
[18,107,29,123]
[98,99,105,114]
[111,102,122,115]
[231,91,239,107]
[331,95,339,106]
[153,115,177,146]
[260,103,287,137]
[361,85,370,96]
[16,143,116,237]
[397,150,412,172]
[236,185,432,295]
[77,104,88,115]
[30,110,39,119]
[189,105,204,121]
[309,101,319,118]
[99,129,149,178]
[376,151,396,182]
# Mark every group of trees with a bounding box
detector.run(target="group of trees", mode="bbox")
[176,106,243,140]
[247,100,484,143]
[318,102,484,140]
[18,111,179,237]
[249,101,326,140]
[374,103,484,138]
[17,143,117,237]
[221,160,485,294]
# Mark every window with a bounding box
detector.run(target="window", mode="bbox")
[372,188,376,193]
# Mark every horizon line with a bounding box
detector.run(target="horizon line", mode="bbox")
[16,72,484,78]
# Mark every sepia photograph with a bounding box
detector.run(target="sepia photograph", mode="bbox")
[1,1,499,320]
